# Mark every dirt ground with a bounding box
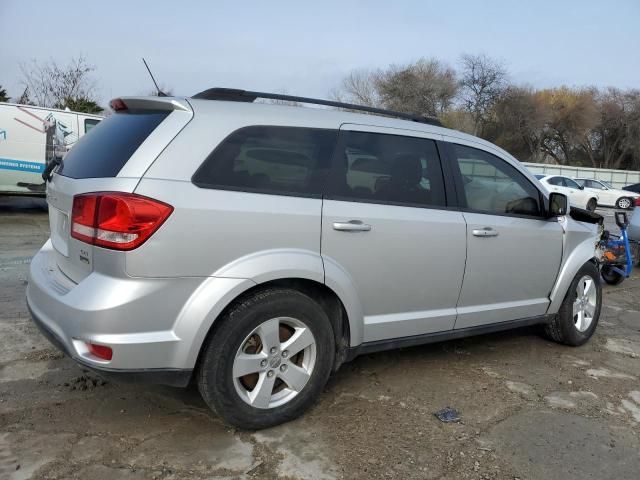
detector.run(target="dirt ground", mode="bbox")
[1,196,639,480]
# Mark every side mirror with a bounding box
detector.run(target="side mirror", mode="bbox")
[578,185,584,190]
[549,192,568,217]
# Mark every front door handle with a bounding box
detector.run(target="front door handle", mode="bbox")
[333,220,372,232]
[472,227,499,237]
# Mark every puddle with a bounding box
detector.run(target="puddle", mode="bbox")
[586,368,636,380]
[505,381,537,400]
[604,338,640,357]
[544,391,599,410]
[621,391,640,422]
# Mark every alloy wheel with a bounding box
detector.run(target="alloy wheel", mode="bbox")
[572,275,597,332]
[232,317,316,409]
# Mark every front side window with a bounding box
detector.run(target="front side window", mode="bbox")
[192,126,337,196]
[451,144,541,216]
[328,131,446,207]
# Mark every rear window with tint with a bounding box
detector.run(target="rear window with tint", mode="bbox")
[192,126,337,196]
[58,112,169,179]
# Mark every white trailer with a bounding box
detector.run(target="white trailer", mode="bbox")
[0,103,103,195]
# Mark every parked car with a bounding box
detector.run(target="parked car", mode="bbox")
[575,178,639,209]
[623,183,640,195]
[534,174,599,211]
[27,89,603,429]
[629,197,640,242]
[0,102,102,196]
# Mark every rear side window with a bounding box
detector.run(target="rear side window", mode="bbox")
[547,177,563,186]
[58,112,169,179]
[328,131,446,208]
[192,126,337,196]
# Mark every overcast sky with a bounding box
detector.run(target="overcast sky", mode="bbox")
[1,0,639,105]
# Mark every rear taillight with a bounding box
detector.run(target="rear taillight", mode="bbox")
[71,192,173,251]
[635,197,640,207]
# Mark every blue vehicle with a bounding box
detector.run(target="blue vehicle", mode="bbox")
[600,212,638,285]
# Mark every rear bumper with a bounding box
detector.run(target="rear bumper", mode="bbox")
[25,240,250,384]
[27,301,192,387]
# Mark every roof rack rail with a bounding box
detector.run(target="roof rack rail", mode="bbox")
[191,88,442,126]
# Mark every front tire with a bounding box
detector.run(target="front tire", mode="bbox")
[197,288,335,429]
[544,262,601,346]
[616,197,633,209]
[601,265,625,285]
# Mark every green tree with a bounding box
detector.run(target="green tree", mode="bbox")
[0,85,9,102]
[54,96,103,114]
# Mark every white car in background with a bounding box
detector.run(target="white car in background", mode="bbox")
[574,178,639,210]
[535,174,599,211]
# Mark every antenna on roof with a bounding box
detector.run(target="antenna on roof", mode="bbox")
[142,58,168,97]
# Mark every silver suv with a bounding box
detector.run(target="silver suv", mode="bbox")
[27,89,603,429]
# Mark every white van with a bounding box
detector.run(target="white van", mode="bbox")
[0,103,102,195]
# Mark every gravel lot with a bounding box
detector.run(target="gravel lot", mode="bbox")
[1,196,639,480]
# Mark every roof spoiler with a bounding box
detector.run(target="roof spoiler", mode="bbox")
[109,96,192,113]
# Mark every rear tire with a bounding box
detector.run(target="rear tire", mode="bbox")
[601,265,625,285]
[197,288,335,430]
[586,198,597,212]
[616,197,633,209]
[544,262,601,346]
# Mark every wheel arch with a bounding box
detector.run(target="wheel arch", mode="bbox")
[190,277,353,374]
[547,238,599,314]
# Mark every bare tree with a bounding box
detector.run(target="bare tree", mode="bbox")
[375,58,458,117]
[459,54,508,135]
[538,87,598,164]
[19,56,100,111]
[582,88,640,169]
[489,86,551,162]
[330,69,380,107]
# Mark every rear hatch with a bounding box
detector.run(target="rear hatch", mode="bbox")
[46,97,193,283]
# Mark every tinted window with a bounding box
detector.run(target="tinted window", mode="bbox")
[534,174,545,180]
[192,126,337,196]
[328,131,446,207]
[564,178,580,189]
[547,177,563,186]
[58,112,169,179]
[84,118,100,134]
[452,144,541,216]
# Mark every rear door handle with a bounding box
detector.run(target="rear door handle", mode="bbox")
[472,227,499,237]
[333,220,372,232]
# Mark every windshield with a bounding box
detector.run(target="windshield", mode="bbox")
[601,180,614,189]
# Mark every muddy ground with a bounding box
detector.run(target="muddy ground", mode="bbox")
[1,196,639,480]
